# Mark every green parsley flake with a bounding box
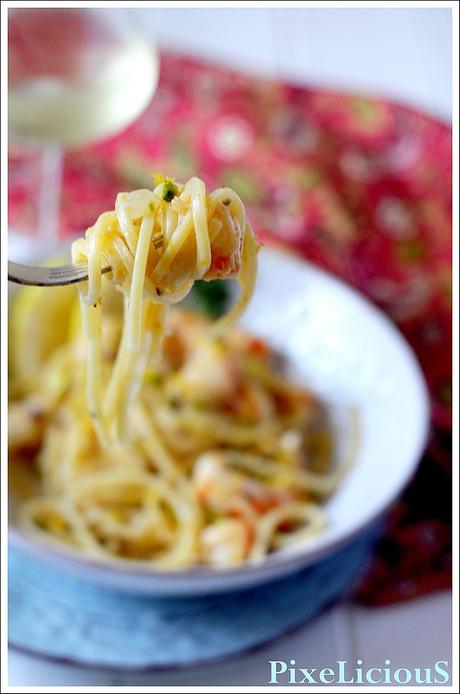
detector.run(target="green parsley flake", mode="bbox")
[162,179,179,202]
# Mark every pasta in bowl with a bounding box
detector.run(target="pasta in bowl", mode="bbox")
[8,178,429,594]
[10,303,346,570]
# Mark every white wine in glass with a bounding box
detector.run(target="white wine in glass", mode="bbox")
[8,8,159,244]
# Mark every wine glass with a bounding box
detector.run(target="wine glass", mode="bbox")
[8,8,159,246]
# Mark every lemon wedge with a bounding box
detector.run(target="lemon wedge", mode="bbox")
[10,281,78,387]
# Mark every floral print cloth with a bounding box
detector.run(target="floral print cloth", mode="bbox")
[8,52,452,606]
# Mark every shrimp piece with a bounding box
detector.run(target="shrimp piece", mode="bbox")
[8,398,46,451]
[200,518,250,566]
[192,451,290,515]
[175,338,237,402]
[193,452,242,509]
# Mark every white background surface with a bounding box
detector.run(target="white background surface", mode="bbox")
[8,5,453,687]
[135,5,452,120]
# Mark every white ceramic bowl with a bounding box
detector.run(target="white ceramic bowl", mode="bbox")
[9,247,430,595]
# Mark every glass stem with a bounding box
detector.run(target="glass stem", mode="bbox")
[37,142,63,246]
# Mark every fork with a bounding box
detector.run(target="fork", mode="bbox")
[8,260,111,287]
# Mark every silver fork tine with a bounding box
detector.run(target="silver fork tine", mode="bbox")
[8,261,111,287]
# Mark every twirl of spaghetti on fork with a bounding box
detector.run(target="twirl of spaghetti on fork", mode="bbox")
[71,176,259,446]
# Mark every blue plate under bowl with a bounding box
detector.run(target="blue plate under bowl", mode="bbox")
[9,524,380,672]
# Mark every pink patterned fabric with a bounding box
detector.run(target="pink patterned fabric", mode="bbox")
[8,52,452,605]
